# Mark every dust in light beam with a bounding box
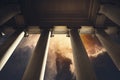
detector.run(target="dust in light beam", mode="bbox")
[47,34,105,75]
[49,34,105,59]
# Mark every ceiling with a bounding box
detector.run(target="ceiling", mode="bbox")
[0,0,120,34]
[21,0,98,26]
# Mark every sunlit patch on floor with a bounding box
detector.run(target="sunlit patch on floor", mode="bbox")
[45,34,75,80]
[80,34,106,58]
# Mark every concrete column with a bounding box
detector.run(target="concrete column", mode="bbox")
[96,29,120,70]
[0,29,25,70]
[99,4,120,26]
[70,29,96,80]
[22,29,51,80]
[0,4,20,26]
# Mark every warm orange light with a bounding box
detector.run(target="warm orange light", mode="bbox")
[80,34,106,57]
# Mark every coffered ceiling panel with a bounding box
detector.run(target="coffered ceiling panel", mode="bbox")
[21,0,99,26]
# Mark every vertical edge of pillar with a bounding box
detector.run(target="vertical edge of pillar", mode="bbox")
[22,29,51,80]
[0,30,25,71]
[70,28,96,80]
[96,29,120,70]
[99,4,120,26]
[0,4,21,26]
[39,30,51,80]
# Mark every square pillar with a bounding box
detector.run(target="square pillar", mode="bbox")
[0,29,25,70]
[99,4,120,26]
[22,29,51,80]
[96,29,120,70]
[70,28,96,80]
